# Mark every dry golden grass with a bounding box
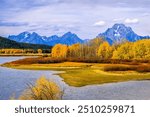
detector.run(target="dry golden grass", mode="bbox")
[3,58,150,87]
[59,68,150,87]
[19,77,63,100]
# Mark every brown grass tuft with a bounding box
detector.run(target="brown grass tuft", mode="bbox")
[19,77,63,100]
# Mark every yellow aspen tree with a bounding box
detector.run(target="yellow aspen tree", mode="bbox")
[51,44,68,58]
[51,44,62,57]
[144,39,150,59]
[113,42,133,59]
[132,39,150,59]
[68,43,80,57]
[97,42,113,59]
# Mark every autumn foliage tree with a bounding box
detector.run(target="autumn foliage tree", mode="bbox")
[112,42,133,59]
[112,39,150,60]
[51,39,150,60]
[145,40,150,59]
[72,38,105,58]
[97,42,114,59]
[51,44,68,58]
[87,38,105,58]
[132,40,149,59]
[68,43,80,57]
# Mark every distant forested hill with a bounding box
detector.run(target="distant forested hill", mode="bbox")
[0,36,52,49]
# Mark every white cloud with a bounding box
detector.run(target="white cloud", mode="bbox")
[1,0,150,38]
[94,21,106,26]
[124,18,139,24]
[113,18,124,22]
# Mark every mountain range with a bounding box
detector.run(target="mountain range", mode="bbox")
[8,24,150,46]
[8,32,84,46]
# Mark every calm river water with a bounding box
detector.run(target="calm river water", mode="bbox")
[0,57,150,100]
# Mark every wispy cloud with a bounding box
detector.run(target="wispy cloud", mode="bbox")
[0,21,28,27]
[94,21,106,26]
[113,18,124,22]
[124,18,139,24]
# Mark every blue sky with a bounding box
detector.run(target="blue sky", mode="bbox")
[0,0,150,39]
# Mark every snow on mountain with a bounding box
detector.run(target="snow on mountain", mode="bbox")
[8,24,150,46]
[97,23,150,44]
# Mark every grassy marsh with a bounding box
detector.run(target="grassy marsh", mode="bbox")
[2,57,150,87]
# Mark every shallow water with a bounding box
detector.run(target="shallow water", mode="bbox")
[0,57,66,99]
[0,57,150,100]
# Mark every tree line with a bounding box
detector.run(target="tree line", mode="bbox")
[0,49,50,54]
[0,36,52,50]
[51,38,150,60]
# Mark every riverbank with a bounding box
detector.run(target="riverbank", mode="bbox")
[1,56,150,100]
[2,58,150,87]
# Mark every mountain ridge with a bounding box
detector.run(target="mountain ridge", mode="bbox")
[8,32,84,46]
[8,24,150,46]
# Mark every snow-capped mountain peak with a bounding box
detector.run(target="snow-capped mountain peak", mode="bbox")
[97,23,149,44]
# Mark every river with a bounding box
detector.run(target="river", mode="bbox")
[0,57,150,100]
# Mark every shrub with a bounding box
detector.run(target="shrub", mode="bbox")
[103,65,137,71]
[3,56,150,66]
[136,66,150,73]
[104,66,135,71]
[19,77,63,100]
[103,65,150,73]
